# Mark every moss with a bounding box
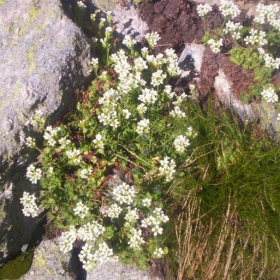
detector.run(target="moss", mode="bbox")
[0,251,34,279]
[0,0,5,5]
[33,251,46,268]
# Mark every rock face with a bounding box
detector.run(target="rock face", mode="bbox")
[0,0,92,264]
[20,238,79,280]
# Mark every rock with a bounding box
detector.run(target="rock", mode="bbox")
[0,0,92,264]
[92,0,149,41]
[87,259,154,280]
[20,238,81,280]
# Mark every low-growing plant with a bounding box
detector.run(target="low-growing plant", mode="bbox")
[22,14,185,271]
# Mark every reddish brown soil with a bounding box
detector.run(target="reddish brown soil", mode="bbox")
[139,0,277,101]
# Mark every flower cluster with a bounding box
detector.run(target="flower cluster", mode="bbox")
[122,109,131,119]
[26,137,35,148]
[207,38,223,54]
[165,48,183,76]
[197,3,212,17]
[74,201,89,219]
[106,203,122,218]
[138,88,158,104]
[77,221,105,242]
[254,3,280,26]
[128,228,145,249]
[59,225,77,253]
[77,1,86,8]
[141,207,169,236]
[244,29,267,47]
[174,135,190,153]
[223,21,242,40]
[153,247,165,258]
[123,35,136,49]
[112,183,136,205]
[59,137,71,149]
[79,242,113,271]
[20,192,39,217]
[136,119,150,135]
[170,106,186,118]
[260,87,278,103]
[26,164,42,184]
[66,148,82,165]
[43,126,61,147]
[151,69,167,87]
[219,0,241,19]
[79,168,92,179]
[258,48,280,69]
[92,133,105,150]
[125,208,139,226]
[142,197,152,207]
[30,109,45,129]
[159,156,176,182]
[144,32,161,49]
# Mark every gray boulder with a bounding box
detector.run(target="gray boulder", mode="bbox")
[0,0,92,264]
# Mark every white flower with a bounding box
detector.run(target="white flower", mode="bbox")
[151,69,167,87]
[223,21,242,40]
[123,35,136,49]
[122,109,131,119]
[77,221,105,242]
[125,208,139,226]
[79,243,95,272]
[145,32,161,49]
[159,156,176,182]
[207,38,223,53]
[107,203,122,218]
[93,133,105,150]
[128,228,145,249]
[43,126,61,147]
[153,247,165,258]
[244,29,267,47]
[174,135,190,153]
[254,3,279,25]
[26,137,35,148]
[26,164,42,184]
[152,224,163,236]
[66,148,82,165]
[197,3,213,17]
[260,87,278,103]
[20,192,39,217]
[93,242,113,264]
[170,106,186,118]
[74,202,89,219]
[164,85,175,99]
[59,137,71,149]
[138,88,158,104]
[134,57,148,72]
[141,47,149,58]
[137,103,148,114]
[77,1,86,8]
[112,183,136,205]
[219,0,241,19]
[136,119,150,135]
[59,225,77,253]
[91,58,99,67]
[142,198,152,207]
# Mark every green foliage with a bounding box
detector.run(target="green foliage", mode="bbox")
[166,101,280,279]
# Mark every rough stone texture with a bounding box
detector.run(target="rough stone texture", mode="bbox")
[92,0,149,41]
[20,238,78,280]
[0,0,92,264]
[87,259,151,280]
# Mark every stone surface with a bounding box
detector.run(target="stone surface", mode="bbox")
[92,0,149,41]
[0,0,92,264]
[20,238,79,280]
